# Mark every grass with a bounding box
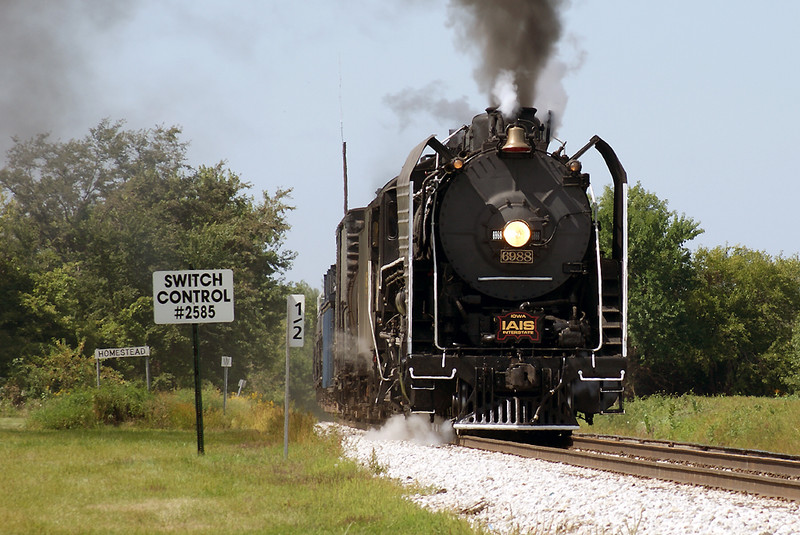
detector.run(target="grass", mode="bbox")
[6,388,800,534]
[0,424,477,534]
[583,394,800,455]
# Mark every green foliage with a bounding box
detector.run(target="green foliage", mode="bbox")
[250,281,320,412]
[787,317,800,392]
[598,182,704,393]
[28,383,151,429]
[687,247,800,394]
[92,383,150,425]
[26,389,98,430]
[26,385,317,445]
[587,394,800,454]
[0,121,299,404]
[5,340,120,403]
[144,385,239,430]
[597,182,800,396]
[143,388,319,444]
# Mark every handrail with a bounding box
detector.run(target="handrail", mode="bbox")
[578,370,626,382]
[409,367,457,380]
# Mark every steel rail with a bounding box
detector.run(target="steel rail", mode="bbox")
[572,435,800,480]
[458,435,800,502]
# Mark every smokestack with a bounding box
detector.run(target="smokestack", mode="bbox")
[447,0,565,117]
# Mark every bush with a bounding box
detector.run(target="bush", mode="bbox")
[26,384,318,442]
[92,383,150,425]
[28,389,98,429]
[145,385,227,430]
[4,340,124,404]
[28,384,152,429]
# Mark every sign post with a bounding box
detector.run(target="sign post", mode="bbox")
[191,323,203,453]
[285,294,305,459]
[221,356,232,414]
[153,269,234,455]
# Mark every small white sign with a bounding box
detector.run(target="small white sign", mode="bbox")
[153,269,234,324]
[95,346,151,359]
[221,356,232,368]
[287,294,305,347]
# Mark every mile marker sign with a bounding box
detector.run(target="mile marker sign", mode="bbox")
[287,294,305,347]
[153,269,234,324]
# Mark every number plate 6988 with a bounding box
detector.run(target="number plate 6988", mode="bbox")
[500,249,533,264]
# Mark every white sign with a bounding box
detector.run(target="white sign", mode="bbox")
[287,294,305,347]
[221,356,232,368]
[153,269,234,324]
[95,346,151,359]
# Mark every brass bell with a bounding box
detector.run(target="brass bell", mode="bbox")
[501,125,532,153]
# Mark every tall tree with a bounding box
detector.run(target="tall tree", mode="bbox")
[250,281,320,411]
[0,120,187,260]
[597,182,704,394]
[0,121,295,396]
[688,247,800,395]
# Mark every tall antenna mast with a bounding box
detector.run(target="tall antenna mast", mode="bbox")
[339,56,348,215]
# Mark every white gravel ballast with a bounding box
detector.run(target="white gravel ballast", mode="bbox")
[322,417,800,535]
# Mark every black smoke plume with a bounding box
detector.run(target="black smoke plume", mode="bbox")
[447,0,566,116]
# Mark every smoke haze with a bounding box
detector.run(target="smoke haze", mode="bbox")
[447,0,567,116]
[0,1,137,151]
[383,81,473,129]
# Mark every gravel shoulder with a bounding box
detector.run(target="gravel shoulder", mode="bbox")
[322,418,800,535]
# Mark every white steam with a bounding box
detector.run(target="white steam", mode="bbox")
[492,70,520,118]
[365,414,455,445]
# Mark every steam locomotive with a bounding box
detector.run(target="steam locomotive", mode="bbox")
[314,107,627,433]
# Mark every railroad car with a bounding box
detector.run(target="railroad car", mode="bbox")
[314,107,627,433]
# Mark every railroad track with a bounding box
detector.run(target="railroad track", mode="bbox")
[458,433,800,502]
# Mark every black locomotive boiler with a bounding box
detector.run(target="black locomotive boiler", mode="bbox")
[314,107,628,433]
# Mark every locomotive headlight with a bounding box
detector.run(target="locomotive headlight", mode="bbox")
[502,220,532,248]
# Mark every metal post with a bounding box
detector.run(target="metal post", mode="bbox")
[192,323,204,455]
[284,338,290,459]
[283,294,304,460]
[96,357,101,388]
[145,356,151,392]
[223,366,228,414]
[342,140,348,215]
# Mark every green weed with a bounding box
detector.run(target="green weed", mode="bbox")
[585,394,800,454]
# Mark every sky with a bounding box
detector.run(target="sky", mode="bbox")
[2,0,799,288]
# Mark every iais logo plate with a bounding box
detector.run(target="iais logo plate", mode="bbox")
[496,311,540,342]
